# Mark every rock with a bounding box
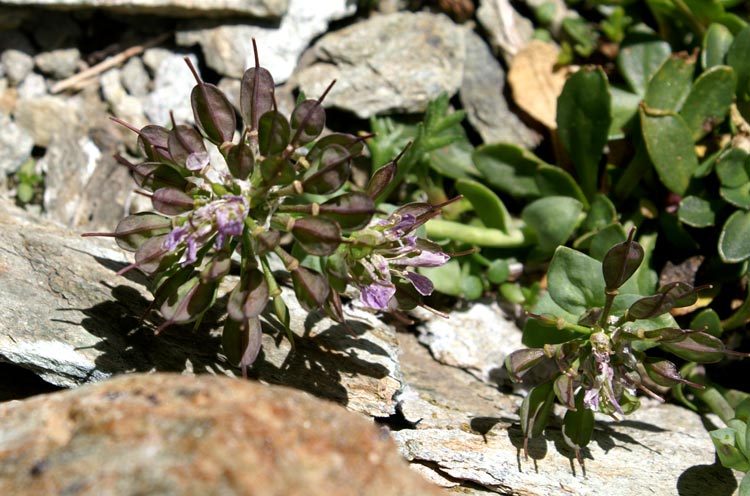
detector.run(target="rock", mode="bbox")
[13,95,82,147]
[175,0,355,83]
[1,49,34,87]
[393,331,741,494]
[34,47,81,80]
[101,67,147,129]
[296,12,465,118]
[0,199,404,418]
[16,71,47,99]
[142,51,198,127]
[120,56,150,97]
[477,0,535,64]
[0,112,34,176]
[0,373,444,496]
[0,30,34,86]
[459,28,540,148]
[0,0,289,18]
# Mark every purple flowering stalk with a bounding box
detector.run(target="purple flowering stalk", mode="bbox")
[83,42,452,376]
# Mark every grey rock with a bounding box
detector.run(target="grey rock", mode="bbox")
[296,12,465,118]
[416,299,521,385]
[477,0,535,64]
[0,199,405,418]
[16,71,47,99]
[143,51,198,127]
[176,0,355,83]
[141,47,171,74]
[218,76,241,111]
[101,67,147,129]
[0,0,289,18]
[0,373,444,496]
[393,330,741,494]
[460,29,540,148]
[0,112,34,176]
[1,49,34,86]
[120,56,150,97]
[13,95,80,147]
[34,47,81,79]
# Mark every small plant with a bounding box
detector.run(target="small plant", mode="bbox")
[504,229,744,463]
[12,158,43,206]
[84,42,450,375]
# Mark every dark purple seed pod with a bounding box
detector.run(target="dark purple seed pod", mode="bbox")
[627,292,675,320]
[167,123,208,170]
[151,187,195,216]
[226,142,254,180]
[158,276,219,332]
[222,316,263,377]
[252,229,280,256]
[201,249,232,283]
[307,133,364,163]
[227,269,270,321]
[240,41,275,133]
[258,110,290,156]
[504,348,547,382]
[290,99,326,147]
[133,235,172,275]
[137,124,173,164]
[185,58,236,145]
[260,156,294,185]
[291,216,342,257]
[302,144,352,195]
[113,212,172,251]
[319,192,376,231]
[602,228,644,292]
[292,266,331,311]
[644,359,695,387]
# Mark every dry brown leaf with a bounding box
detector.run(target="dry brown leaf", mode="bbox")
[507,40,574,129]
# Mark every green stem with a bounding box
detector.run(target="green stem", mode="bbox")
[693,385,736,425]
[426,219,530,248]
[722,290,750,331]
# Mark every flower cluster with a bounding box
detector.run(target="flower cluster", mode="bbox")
[84,42,449,375]
[504,229,743,462]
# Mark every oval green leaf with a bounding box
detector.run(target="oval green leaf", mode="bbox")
[719,210,750,262]
[456,178,512,233]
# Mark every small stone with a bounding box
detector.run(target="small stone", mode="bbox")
[1,49,34,86]
[16,71,47,99]
[120,56,150,97]
[101,67,147,129]
[0,373,443,496]
[34,47,81,80]
[296,11,465,118]
[13,95,80,147]
[0,112,34,176]
[477,0,535,64]
[143,51,198,127]
[176,0,355,83]
[460,28,540,148]
[141,47,171,74]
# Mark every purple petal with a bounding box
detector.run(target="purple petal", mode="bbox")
[385,213,418,238]
[405,271,434,296]
[186,151,210,171]
[583,387,600,411]
[163,224,188,251]
[183,236,198,266]
[360,283,396,311]
[391,250,450,268]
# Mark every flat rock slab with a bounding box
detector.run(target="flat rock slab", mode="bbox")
[0,0,288,18]
[393,331,741,495]
[0,373,443,496]
[296,11,465,118]
[0,199,403,417]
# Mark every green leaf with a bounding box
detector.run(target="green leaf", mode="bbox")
[582,194,618,233]
[546,246,605,315]
[522,197,584,257]
[715,147,750,187]
[556,67,611,200]
[428,132,479,180]
[720,183,750,209]
[420,259,462,296]
[534,164,588,207]
[16,182,34,204]
[680,66,736,141]
[710,427,750,472]
[740,471,750,496]
[472,143,543,198]
[609,86,642,139]
[562,391,595,459]
[520,381,556,442]
[456,178,512,233]
[487,259,511,284]
[644,53,696,111]
[702,23,734,70]
[640,105,699,195]
[678,195,716,227]
[690,308,723,337]
[727,24,750,101]
[617,31,671,96]
[589,223,627,261]
[719,210,750,263]
[522,293,581,347]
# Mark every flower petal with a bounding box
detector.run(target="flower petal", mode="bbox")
[360,283,396,311]
[405,271,434,296]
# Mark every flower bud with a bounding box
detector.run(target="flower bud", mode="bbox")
[602,228,643,291]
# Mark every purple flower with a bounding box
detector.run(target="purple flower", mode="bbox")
[162,195,249,267]
[352,210,449,311]
[583,332,624,419]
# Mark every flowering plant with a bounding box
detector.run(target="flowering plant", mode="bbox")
[504,229,744,462]
[84,42,449,375]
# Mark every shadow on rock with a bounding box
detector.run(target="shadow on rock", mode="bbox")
[677,462,737,495]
